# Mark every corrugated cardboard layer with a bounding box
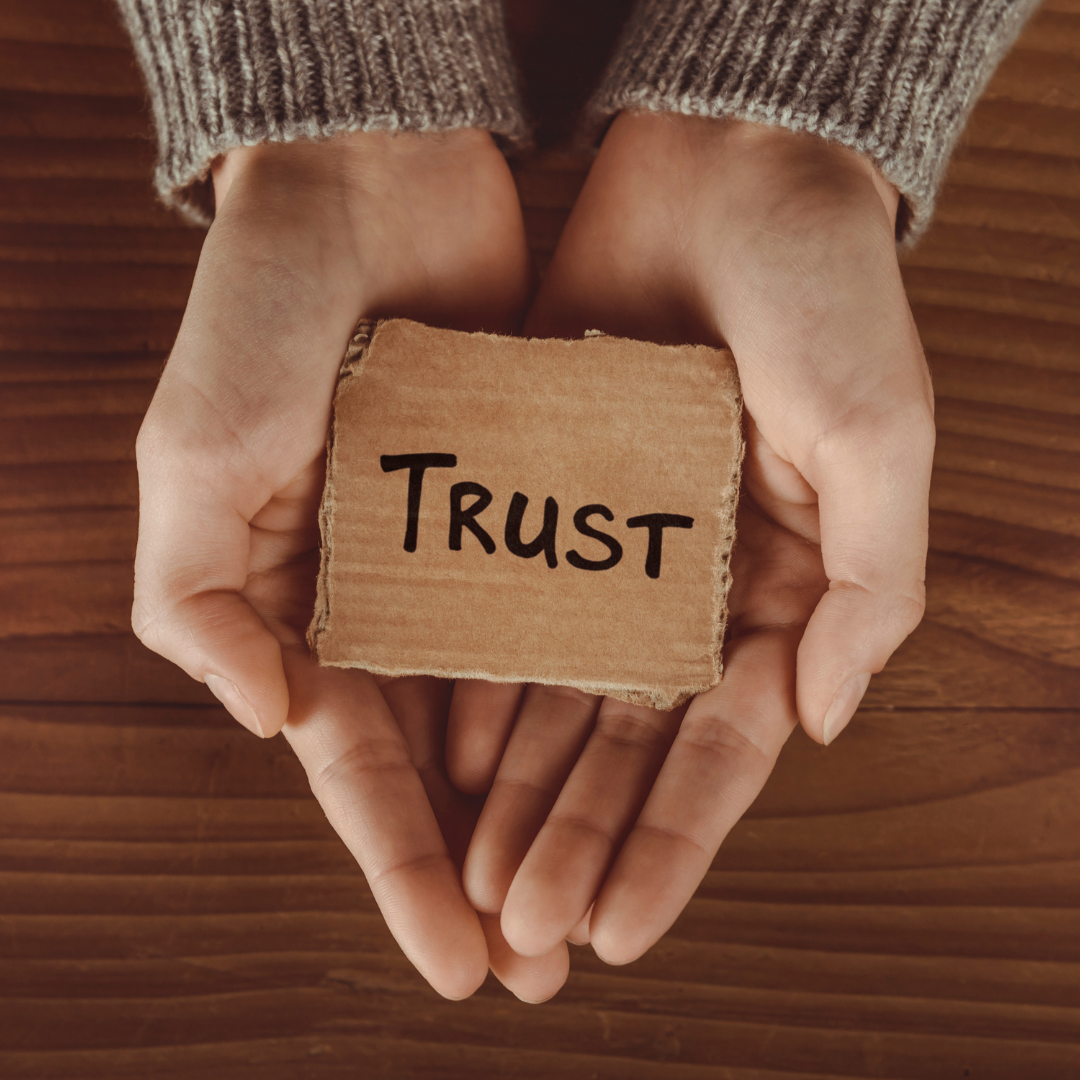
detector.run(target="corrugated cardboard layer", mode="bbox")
[309,319,743,710]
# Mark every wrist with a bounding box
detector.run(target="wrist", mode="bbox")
[605,111,901,250]
[206,128,529,333]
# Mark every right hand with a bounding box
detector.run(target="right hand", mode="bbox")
[133,129,566,1001]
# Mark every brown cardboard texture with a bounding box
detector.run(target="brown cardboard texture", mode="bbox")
[308,319,743,710]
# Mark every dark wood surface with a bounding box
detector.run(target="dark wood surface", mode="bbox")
[2,0,1079,1075]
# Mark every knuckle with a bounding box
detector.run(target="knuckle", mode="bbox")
[892,583,927,636]
[593,708,670,751]
[678,713,774,773]
[309,735,412,804]
[812,399,934,472]
[530,683,598,713]
[546,812,617,849]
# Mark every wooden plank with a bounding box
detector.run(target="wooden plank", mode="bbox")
[868,617,1080,708]
[0,507,137,563]
[0,969,1076,1064]
[933,429,1080,490]
[933,183,1080,238]
[718,767,1080,871]
[0,791,332,843]
[0,352,165,383]
[912,304,1080,372]
[0,0,130,49]
[0,931,1075,1008]
[929,508,1080,582]
[0,871,365,916]
[0,911,387,961]
[935,396,1080,452]
[944,146,1080,200]
[1017,9,1080,57]
[753,708,1080,818]
[0,837,353,876]
[923,550,1080,668]
[0,1036,881,1080]
[903,222,1080,288]
[985,49,1080,110]
[0,89,148,140]
[0,462,137,511]
[0,223,202,265]
[0,137,153,180]
[0,634,208,702]
[0,561,134,637]
[0,379,154,417]
[962,100,1080,159]
[0,178,178,228]
[0,981,1078,1077]
[929,467,1080,537]
[0,708,309,799]
[0,261,193,310]
[0,309,182,352]
[928,353,1080,415]
[903,264,1080,324]
[0,1038,784,1080]
[695,861,1080,908]
[0,415,142,465]
[0,41,143,98]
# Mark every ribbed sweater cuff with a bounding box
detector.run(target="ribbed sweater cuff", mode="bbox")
[586,0,1038,241]
[117,0,530,224]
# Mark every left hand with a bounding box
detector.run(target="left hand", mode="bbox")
[451,111,935,965]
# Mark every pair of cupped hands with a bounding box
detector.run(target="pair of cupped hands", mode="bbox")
[133,111,935,1002]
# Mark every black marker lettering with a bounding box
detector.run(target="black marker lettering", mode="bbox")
[505,492,559,569]
[566,504,623,571]
[380,453,457,552]
[626,513,694,579]
[449,482,496,554]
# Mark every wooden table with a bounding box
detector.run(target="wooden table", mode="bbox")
[2,0,1078,1075]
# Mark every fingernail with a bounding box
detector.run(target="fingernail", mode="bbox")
[205,673,265,737]
[822,673,871,746]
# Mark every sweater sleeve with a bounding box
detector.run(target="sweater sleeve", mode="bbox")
[116,0,529,224]
[584,0,1041,241]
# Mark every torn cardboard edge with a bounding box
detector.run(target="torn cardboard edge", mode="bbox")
[308,318,744,711]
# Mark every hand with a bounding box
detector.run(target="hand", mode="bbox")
[454,111,934,965]
[132,129,566,1000]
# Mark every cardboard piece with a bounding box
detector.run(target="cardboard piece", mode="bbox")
[308,319,743,710]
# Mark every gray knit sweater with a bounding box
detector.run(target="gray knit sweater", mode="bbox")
[117,0,1039,240]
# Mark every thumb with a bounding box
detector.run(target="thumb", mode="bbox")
[133,418,290,738]
[796,401,935,744]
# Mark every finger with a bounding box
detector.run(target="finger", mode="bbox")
[462,685,599,914]
[481,914,570,1003]
[379,676,570,1003]
[446,680,526,795]
[566,907,592,946]
[376,675,485,866]
[281,647,488,999]
[133,438,289,737]
[500,697,684,958]
[796,394,935,744]
[589,627,800,966]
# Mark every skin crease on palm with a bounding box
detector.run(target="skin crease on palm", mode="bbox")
[132,113,935,1001]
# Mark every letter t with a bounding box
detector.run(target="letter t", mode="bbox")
[381,453,457,552]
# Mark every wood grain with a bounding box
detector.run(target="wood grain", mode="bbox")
[1,0,1078,1076]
